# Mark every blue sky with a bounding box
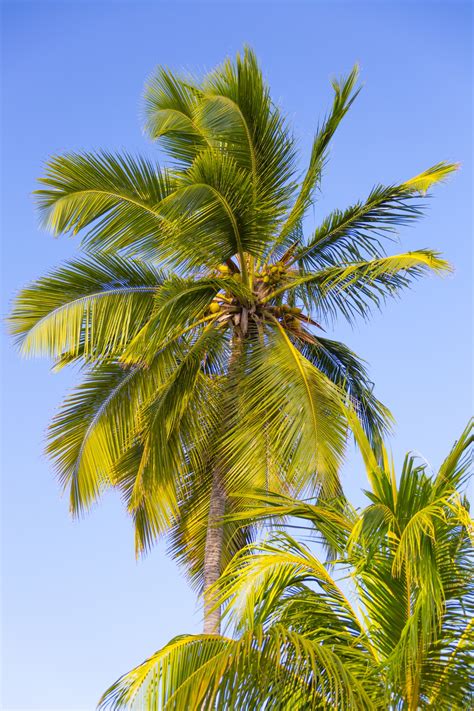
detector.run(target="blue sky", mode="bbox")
[1,1,472,709]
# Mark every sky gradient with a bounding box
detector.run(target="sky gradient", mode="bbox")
[1,2,472,709]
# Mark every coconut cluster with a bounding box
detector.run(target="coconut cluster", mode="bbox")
[258,262,286,287]
[216,264,240,280]
[207,262,302,332]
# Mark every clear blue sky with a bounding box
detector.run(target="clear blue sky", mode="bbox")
[1,2,472,709]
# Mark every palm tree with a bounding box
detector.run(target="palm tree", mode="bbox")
[99,418,473,710]
[9,48,456,634]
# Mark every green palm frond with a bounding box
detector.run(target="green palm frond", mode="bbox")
[9,254,165,359]
[214,532,363,636]
[47,361,150,513]
[120,276,221,366]
[197,47,297,224]
[292,162,458,273]
[143,67,207,164]
[225,489,355,558]
[219,320,349,499]
[281,250,451,325]
[35,151,174,258]
[99,626,378,711]
[170,147,272,267]
[275,64,361,250]
[294,336,392,447]
[124,331,228,554]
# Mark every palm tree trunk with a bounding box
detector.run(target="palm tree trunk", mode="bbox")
[202,335,242,634]
[203,467,226,634]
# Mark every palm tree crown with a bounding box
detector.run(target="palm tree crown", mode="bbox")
[99,418,473,710]
[9,48,456,631]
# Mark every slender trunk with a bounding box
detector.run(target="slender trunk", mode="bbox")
[202,336,242,634]
[203,467,226,634]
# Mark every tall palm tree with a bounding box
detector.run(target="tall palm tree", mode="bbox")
[9,48,456,633]
[99,418,473,710]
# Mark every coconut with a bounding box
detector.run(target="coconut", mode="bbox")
[209,302,221,314]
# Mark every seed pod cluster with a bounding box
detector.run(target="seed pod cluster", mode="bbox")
[260,262,286,286]
[216,264,240,281]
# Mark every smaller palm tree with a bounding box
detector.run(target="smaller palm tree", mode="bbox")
[99,417,473,710]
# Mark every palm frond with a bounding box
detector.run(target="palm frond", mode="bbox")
[143,67,207,164]
[9,254,164,360]
[275,64,360,250]
[197,47,297,231]
[292,162,459,273]
[219,320,349,499]
[284,250,451,325]
[35,151,174,258]
[293,335,393,447]
[99,626,377,711]
[123,329,229,554]
[47,361,152,513]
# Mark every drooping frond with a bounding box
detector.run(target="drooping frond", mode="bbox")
[225,489,355,559]
[120,276,221,366]
[214,532,363,637]
[47,361,155,513]
[35,151,174,258]
[294,335,392,447]
[99,626,378,710]
[219,320,349,499]
[121,330,229,554]
[9,254,164,360]
[143,68,207,164]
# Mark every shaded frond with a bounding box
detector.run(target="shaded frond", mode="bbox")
[219,320,349,499]
[294,335,393,447]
